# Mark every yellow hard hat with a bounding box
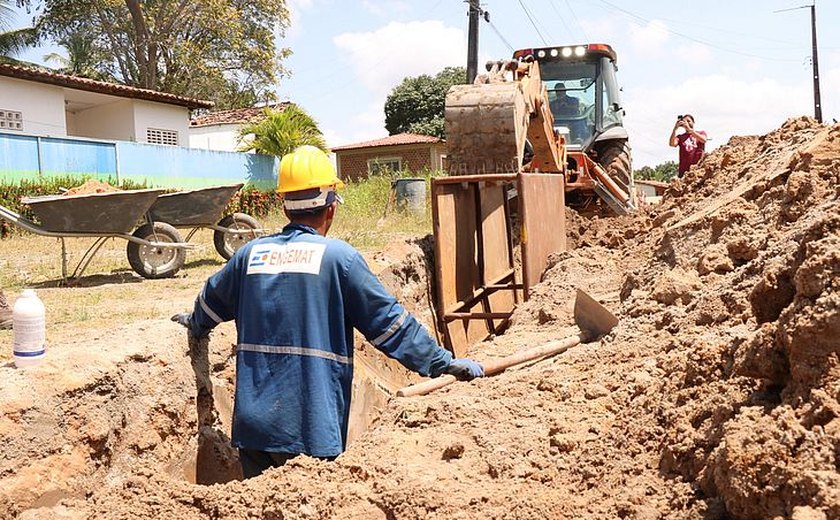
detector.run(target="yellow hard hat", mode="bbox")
[277,145,345,194]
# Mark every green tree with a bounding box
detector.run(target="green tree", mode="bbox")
[635,161,678,182]
[43,31,102,78]
[0,1,36,59]
[384,66,466,138]
[237,104,327,157]
[30,0,291,109]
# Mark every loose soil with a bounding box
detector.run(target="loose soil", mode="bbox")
[1,117,838,519]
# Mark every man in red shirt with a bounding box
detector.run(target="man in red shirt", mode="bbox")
[669,114,707,177]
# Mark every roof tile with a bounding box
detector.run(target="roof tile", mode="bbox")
[189,103,291,127]
[0,62,214,109]
[331,133,442,151]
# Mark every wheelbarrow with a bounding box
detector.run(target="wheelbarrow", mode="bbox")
[145,183,263,261]
[0,188,194,280]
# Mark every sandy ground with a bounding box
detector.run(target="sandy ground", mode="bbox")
[1,117,838,519]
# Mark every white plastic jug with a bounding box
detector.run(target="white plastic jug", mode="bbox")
[13,289,46,368]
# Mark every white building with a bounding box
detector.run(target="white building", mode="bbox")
[188,102,290,152]
[0,62,213,146]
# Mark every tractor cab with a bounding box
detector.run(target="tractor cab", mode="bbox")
[513,44,627,152]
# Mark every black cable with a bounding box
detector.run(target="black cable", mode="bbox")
[563,0,590,41]
[516,0,549,46]
[487,18,515,52]
[593,0,801,63]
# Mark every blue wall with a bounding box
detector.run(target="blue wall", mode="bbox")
[0,132,278,190]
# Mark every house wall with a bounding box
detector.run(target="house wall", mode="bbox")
[336,143,445,181]
[71,100,135,142]
[0,76,66,136]
[133,100,190,146]
[188,125,244,152]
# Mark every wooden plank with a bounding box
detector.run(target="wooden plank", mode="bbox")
[432,179,483,357]
[519,173,566,299]
[432,177,521,357]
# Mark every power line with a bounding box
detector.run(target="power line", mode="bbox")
[563,0,590,42]
[546,0,576,42]
[592,0,801,63]
[486,18,515,53]
[516,0,549,46]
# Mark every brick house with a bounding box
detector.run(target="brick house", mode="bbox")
[331,133,445,181]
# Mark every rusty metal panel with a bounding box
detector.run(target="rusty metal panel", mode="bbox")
[519,173,566,299]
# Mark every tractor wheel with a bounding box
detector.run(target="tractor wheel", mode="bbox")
[597,141,636,207]
[126,222,186,279]
[213,213,261,260]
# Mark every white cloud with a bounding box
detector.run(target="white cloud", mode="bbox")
[625,74,810,167]
[629,20,669,56]
[333,20,465,97]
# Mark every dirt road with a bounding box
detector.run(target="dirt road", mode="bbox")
[1,117,838,519]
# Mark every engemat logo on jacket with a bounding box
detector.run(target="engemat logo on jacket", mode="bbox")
[246,242,326,275]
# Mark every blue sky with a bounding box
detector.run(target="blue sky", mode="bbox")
[11,0,840,168]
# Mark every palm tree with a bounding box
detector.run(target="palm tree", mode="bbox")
[0,1,36,60]
[43,32,101,78]
[237,104,328,157]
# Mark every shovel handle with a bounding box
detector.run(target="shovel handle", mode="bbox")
[396,374,457,397]
[396,334,583,398]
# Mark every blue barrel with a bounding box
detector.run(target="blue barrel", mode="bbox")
[393,178,426,214]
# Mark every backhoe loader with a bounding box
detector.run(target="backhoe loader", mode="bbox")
[431,43,634,354]
[444,43,636,215]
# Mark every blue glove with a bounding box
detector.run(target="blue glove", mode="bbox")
[445,358,484,381]
[170,312,209,338]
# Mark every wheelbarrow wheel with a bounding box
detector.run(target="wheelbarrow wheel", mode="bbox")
[127,222,186,279]
[214,213,260,260]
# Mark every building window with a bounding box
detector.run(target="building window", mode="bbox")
[0,109,23,131]
[147,128,178,146]
[367,157,402,175]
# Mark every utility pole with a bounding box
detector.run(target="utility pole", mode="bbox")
[466,0,480,84]
[810,3,822,122]
[775,3,822,123]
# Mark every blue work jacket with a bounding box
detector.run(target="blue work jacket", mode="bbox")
[190,223,453,457]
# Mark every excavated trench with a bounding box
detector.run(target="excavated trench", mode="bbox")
[2,117,838,519]
[0,234,442,515]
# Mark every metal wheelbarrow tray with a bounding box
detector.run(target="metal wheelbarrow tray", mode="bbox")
[22,188,164,234]
[146,183,263,260]
[1,188,193,280]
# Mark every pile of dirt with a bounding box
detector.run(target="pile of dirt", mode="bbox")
[5,117,838,519]
[62,180,121,196]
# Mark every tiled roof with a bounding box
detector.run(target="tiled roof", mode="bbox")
[0,63,214,110]
[331,133,443,151]
[189,102,291,127]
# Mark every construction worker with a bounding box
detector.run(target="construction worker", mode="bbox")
[172,145,484,478]
[0,289,11,329]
